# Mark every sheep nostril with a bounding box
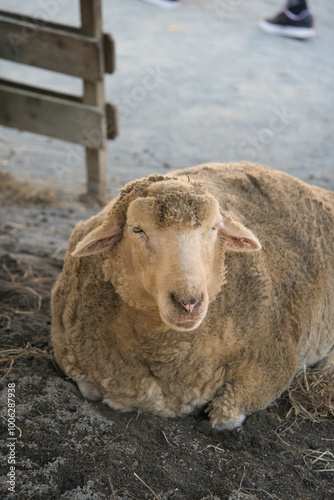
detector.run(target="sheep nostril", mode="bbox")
[171,294,202,314]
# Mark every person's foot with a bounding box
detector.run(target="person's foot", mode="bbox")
[259,9,316,39]
[139,0,180,9]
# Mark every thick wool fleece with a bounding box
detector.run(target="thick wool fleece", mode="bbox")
[51,162,334,429]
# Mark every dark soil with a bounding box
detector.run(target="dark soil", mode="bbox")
[0,179,333,500]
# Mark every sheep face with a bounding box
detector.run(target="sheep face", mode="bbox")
[125,195,222,331]
[72,179,261,332]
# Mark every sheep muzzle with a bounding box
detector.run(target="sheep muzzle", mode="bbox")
[158,288,209,332]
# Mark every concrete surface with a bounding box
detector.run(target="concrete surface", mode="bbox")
[0,0,333,197]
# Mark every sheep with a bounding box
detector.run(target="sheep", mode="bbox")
[51,162,334,430]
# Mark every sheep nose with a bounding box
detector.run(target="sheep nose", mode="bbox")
[172,294,203,313]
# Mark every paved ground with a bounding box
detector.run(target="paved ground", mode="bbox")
[0,0,333,197]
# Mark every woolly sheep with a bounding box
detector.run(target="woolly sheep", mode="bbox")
[51,162,334,430]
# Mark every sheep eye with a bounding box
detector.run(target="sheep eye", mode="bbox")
[132,226,144,234]
[211,225,218,232]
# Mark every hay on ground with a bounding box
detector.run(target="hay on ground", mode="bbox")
[287,365,334,422]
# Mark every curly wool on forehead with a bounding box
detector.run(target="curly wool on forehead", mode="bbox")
[109,175,171,224]
[145,178,214,227]
[153,190,215,227]
[109,174,213,227]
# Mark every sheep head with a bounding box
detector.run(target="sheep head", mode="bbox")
[72,176,261,332]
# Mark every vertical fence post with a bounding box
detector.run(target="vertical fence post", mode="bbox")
[80,0,107,198]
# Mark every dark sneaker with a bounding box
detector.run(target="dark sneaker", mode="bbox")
[139,0,180,9]
[259,9,316,39]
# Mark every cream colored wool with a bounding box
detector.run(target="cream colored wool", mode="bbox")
[51,162,334,429]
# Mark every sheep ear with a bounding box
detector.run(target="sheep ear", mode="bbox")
[218,211,261,252]
[71,223,123,257]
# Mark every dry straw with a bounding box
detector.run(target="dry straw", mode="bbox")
[287,364,334,422]
[0,343,52,384]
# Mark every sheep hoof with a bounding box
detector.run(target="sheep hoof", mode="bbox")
[77,379,103,401]
[211,413,246,431]
[206,382,246,430]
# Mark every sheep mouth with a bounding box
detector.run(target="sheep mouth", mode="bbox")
[174,319,201,330]
[159,312,205,332]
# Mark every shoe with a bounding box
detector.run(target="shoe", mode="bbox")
[259,9,316,39]
[139,0,180,9]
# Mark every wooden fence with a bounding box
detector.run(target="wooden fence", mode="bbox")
[0,0,117,197]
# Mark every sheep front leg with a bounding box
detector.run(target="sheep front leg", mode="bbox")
[206,382,248,430]
[207,365,296,430]
[207,338,299,430]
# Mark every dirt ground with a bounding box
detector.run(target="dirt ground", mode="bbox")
[0,175,333,500]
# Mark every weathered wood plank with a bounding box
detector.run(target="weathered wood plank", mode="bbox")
[81,0,102,37]
[105,102,118,140]
[0,82,105,148]
[103,33,116,74]
[86,148,107,197]
[0,78,118,141]
[80,0,107,197]
[0,10,115,74]
[0,78,82,103]
[0,15,103,80]
[0,9,80,34]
